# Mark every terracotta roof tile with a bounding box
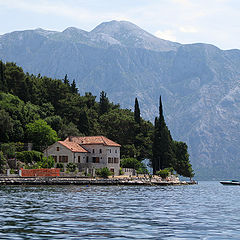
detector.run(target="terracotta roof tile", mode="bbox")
[64,136,121,147]
[58,141,89,153]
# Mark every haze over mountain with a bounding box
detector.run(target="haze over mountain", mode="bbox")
[1,20,240,179]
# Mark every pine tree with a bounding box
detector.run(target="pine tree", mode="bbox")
[77,109,90,135]
[63,74,70,85]
[99,91,110,115]
[71,79,78,94]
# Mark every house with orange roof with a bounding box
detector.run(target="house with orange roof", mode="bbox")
[44,136,121,176]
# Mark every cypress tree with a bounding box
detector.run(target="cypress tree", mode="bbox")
[134,98,141,124]
[133,97,142,161]
[0,61,7,92]
[152,117,160,174]
[152,96,175,173]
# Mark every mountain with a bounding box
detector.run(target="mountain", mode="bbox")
[1,20,240,180]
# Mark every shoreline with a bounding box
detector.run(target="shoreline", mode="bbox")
[0,176,197,186]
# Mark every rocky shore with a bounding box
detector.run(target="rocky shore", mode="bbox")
[0,176,197,186]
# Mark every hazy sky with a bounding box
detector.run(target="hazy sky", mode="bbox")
[0,0,239,50]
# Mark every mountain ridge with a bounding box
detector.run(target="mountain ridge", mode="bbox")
[1,20,240,179]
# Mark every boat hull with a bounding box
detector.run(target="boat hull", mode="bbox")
[220,181,240,185]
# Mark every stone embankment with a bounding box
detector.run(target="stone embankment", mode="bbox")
[0,176,197,186]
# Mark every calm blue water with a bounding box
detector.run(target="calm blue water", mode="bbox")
[0,181,240,239]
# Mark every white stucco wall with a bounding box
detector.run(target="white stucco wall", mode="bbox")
[77,144,120,175]
[44,142,121,175]
[44,142,86,165]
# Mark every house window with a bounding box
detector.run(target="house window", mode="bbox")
[86,156,89,163]
[115,149,117,153]
[108,157,113,163]
[92,157,100,163]
[92,149,95,153]
[109,149,111,153]
[114,158,119,163]
[110,168,114,174]
[99,149,102,153]
[52,155,57,162]
[78,156,81,163]
[57,147,60,151]
[59,156,68,163]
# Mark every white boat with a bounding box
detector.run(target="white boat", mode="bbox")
[220,180,240,185]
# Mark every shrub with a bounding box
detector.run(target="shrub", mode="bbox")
[66,163,77,172]
[156,169,169,179]
[120,158,141,169]
[16,151,43,164]
[121,158,149,174]
[56,163,64,172]
[165,167,174,174]
[41,156,55,169]
[119,167,124,175]
[136,167,149,175]
[29,156,54,169]
[1,143,16,158]
[96,167,112,178]
[0,151,6,173]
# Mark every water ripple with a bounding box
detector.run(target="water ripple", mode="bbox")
[0,182,240,239]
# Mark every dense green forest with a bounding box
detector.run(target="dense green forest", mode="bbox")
[0,61,193,177]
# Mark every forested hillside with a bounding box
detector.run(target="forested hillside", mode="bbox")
[0,61,193,177]
[0,61,153,160]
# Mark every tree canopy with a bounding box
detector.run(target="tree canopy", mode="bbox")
[26,119,58,151]
[151,96,194,177]
[0,60,194,177]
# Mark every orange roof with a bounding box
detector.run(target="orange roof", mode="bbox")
[64,136,121,147]
[58,141,89,153]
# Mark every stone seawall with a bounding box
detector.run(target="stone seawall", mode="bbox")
[0,177,197,186]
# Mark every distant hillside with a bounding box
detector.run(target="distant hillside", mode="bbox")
[1,20,240,179]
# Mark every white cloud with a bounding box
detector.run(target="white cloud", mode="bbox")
[172,0,192,6]
[155,30,177,42]
[0,0,95,21]
[179,26,198,33]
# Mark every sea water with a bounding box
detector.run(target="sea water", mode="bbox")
[0,181,239,239]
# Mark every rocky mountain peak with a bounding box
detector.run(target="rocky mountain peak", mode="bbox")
[91,20,180,51]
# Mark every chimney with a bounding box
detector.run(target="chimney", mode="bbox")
[69,136,72,142]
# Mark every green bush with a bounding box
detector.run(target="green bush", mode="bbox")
[156,169,169,179]
[1,142,17,158]
[0,151,6,173]
[120,158,141,169]
[96,167,112,178]
[56,162,64,172]
[16,151,43,164]
[165,167,174,174]
[41,156,54,169]
[136,167,149,175]
[119,167,124,175]
[121,158,149,174]
[66,163,77,172]
[29,156,54,169]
